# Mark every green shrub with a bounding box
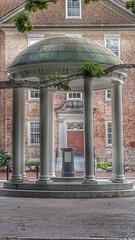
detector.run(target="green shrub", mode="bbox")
[97,161,112,170]
[0,148,12,167]
[25,159,40,166]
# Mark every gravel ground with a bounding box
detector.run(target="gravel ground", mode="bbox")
[0,196,135,239]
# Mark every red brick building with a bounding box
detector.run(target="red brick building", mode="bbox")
[0,0,135,167]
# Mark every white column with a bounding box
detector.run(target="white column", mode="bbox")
[48,91,55,177]
[111,82,125,182]
[38,87,51,183]
[11,88,24,182]
[21,89,27,180]
[83,78,97,184]
[111,85,116,181]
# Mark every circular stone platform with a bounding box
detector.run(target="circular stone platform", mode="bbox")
[1,180,135,198]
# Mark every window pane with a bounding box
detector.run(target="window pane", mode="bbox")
[67,92,82,99]
[67,0,81,17]
[107,122,112,145]
[30,122,40,145]
[105,38,119,56]
[29,90,40,100]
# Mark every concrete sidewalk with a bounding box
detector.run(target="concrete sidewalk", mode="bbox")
[0,196,135,239]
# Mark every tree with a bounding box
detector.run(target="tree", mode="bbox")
[13,0,135,33]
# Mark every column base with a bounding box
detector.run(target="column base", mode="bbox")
[10,174,22,183]
[49,173,56,178]
[37,175,52,185]
[111,175,126,183]
[22,173,28,182]
[82,176,98,185]
[109,174,116,181]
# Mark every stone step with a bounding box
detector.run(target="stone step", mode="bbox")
[0,187,135,199]
[0,237,128,240]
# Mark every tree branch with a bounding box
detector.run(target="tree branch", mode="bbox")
[0,63,135,90]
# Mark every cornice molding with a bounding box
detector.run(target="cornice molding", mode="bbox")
[101,0,135,23]
[1,24,135,32]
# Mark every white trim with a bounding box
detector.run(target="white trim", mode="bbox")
[65,33,82,38]
[28,90,40,101]
[105,89,112,101]
[28,36,44,46]
[105,121,112,147]
[67,92,82,100]
[28,121,40,146]
[104,36,120,59]
[65,0,82,19]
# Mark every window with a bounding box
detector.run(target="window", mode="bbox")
[105,89,112,101]
[105,38,120,57]
[29,121,40,145]
[66,0,81,18]
[28,90,40,101]
[67,92,82,100]
[28,36,44,46]
[106,121,112,146]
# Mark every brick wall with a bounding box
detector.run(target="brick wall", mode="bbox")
[0,0,135,165]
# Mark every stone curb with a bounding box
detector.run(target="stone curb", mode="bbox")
[0,238,134,240]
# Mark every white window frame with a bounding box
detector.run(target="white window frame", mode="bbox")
[104,37,120,58]
[28,90,40,101]
[66,0,82,19]
[28,121,40,146]
[105,121,112,146]
[67,92,82,100]
[105,89,112,101]
[28,34,44,46]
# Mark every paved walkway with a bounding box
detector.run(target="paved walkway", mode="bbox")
[0,196,135,239]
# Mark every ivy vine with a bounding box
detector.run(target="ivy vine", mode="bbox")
[48,61,105,91]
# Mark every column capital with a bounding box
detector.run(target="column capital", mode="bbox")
[111,79,123,85]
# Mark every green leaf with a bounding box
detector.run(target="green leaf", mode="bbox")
[126,0,135,14]
[81,60,105,78]
[0,148,12,167]
[13,11,33,33]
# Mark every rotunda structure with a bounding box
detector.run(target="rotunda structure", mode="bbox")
[4,36,134,198]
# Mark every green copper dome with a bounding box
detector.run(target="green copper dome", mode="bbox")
[7,36,121,69]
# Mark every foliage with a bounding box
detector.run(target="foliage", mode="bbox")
[84,0,99,4]
[0,148,12,167]
[49,62,105,90]
[81,60,105,78]
[25,0,50,12]
[13,11,33,33]
[126,0,135,14]
[25,159,40,166]
[97,161,112,170]
[13,0,57,33]
[48,71,71,91]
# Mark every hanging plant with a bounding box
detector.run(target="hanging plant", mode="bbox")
[81,60,105,78]
[13,11,33,33]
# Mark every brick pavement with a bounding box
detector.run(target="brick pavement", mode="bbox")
[0,196,135,239]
